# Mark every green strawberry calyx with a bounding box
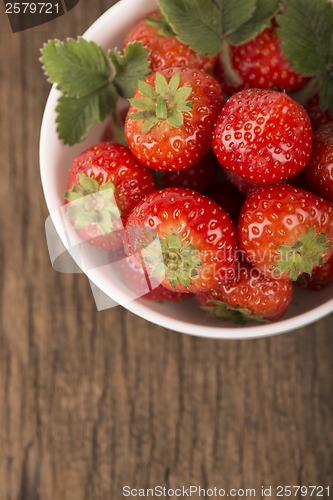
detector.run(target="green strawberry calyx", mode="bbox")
[202,300,268,325]
[142,233,201,289]
[65,172,121,235]
[129,71,193,133]
[274,227,332,281]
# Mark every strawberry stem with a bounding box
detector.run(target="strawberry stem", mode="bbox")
[145,16,176,37]
[65,173,120,235]
[274,228,331,281]
[142,233,201,289]
[129,71,193,132]
[202,300,268,325]
[218,40,243,90]
[288,77,320,106]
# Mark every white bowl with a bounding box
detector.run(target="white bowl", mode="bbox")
[40,0,333,339]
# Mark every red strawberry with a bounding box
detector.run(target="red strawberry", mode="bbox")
[296,253,333,290]
[123,10,217,74]
[214,25,307,95]
[212,88,313,184]
[305,122,333,203]
[238,184,333,281]
[160,150,218,193]
[305,94,332,132]
[65,142,156,251]
[125,67,224,172]
[125,188,238,293]
[196,261,293,323]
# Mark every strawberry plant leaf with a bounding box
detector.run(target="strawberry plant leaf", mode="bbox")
[40,38,110,98]
[217,0,257,38]
[108,42,150,99]
[56,83,117,145]
[277,0,333,76]
[157,0,256,56]
[228,0,279,45]
[41,37,150,145]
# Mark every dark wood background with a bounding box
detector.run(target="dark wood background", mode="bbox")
[1,1,332,499]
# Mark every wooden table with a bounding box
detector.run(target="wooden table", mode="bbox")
[1,1,332,498]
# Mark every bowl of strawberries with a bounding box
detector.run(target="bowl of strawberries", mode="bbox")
[39,0,333,339]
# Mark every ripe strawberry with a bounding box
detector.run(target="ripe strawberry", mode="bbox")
[123,10,217,74]
[214,25,307,96]
[64,142,156,251]
[238,184,333,281]
[305,122,333,203]
[212,88,313,184]
[196,261,293,323]
[160,151,218,193]
[296,253,333,291]
[305,94,332,132]
[125,188,238,293]
[125,67,224,172]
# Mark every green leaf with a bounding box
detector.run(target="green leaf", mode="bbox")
[320,34,333,114]
[229,0,279,45]
[275,228,331,281]
[155,72,169,96]
[78,172,99,194]
[218,0,256,37]
[142,116,159,133]
[156,97,168,119]
[174,85,192,103]
[109,42,150,99]
[138,80,157,99]
[168,72,181,95]
[145,16,176,37]
[277,0,333,76]
[167,111,184,128]
[40,38,110,98]
[55,83,117,145]
[158,0,256,55]
[128,97,155,111]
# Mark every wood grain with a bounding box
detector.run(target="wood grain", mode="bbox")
[0,2,333,499]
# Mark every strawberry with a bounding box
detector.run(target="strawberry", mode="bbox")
[123,10,217,74]
[296,253,333,291]
[196,261,293,323]
[214,25,308,96]
[125,67,224,172]
[238,184,333,281]
[304,94,333,132]
[160,150,218,193]
[125,188,238,293]
[64,142,156,251]
[212,88,313,185]
[305,122,333,203]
